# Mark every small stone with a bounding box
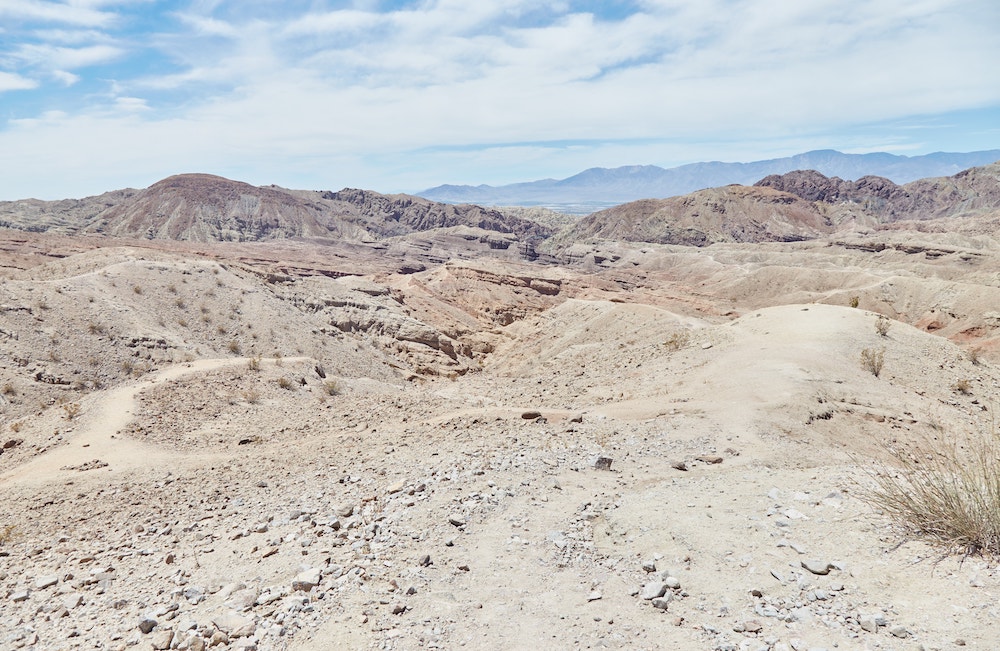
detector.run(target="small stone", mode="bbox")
[62,593,83,610]
[150,629,174,650]
[670,460,688,471]
[11,590,29,602]
[889,625,908,638]
[391,602,406,615]
[209,631,229,647]
[335,503,355,518]
[587,590,602,602]
[742,619,762,633]
[858,616,879,633]
[800,559,832,575]
[292,567,322,592]
[663,575,681,590]
[138,618,158,634]
[651,595,672,610]
[448,514,467,527]
[695,455,723,464]
[640,581,667,600]
[34,575,58,590]
[418,554,432,567]
[594,456,613,471]
[642,561,657,573]
[212,613,255,638]
[521,411,542,419]
[387,479,406,494]
[165,553,176,565]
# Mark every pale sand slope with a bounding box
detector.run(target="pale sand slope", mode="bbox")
[1,299,997,650]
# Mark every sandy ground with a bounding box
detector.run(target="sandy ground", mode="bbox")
[2,230,1000,650]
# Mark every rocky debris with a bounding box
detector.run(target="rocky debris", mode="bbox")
[593,456,613,470]
[800,559,833,576]
[292,567,322,592]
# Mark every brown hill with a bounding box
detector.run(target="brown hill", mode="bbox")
[0,173,551,245]
[756,162,1000,221]
[554,184,839,247]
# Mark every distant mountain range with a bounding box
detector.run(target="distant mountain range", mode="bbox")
[419,149,1000,214]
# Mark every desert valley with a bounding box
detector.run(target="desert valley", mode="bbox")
[2,160,1000,651]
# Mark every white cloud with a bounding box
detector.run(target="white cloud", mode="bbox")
[0,0,998,199]
[0,71,38,92]
[14,43,124,69]
[0,0,116,26]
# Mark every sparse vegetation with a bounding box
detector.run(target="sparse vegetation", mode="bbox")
[87,322,107,335]
[969,347,983,365]
[863,426,1000,556]
[62,402,81,419]
[10,421,23,433]
[175,298,187,309]
[277,376,293,390]
[663,330,690,351]
[323,380,342,396]
[860,347,885,377]
[849,296,860,308]
[1,383,15,396]
[242,388,260,404]
[954,379,973,395]
[133,285,143,295]
[875,314,891,337]
[0,524,17,545]
[228,340,242,355]
[248,355,261,372]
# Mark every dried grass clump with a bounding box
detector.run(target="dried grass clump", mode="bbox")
[874,314,891,337]
[663,330,690,351]
[860,347,885,377]
[862,426,1000,556]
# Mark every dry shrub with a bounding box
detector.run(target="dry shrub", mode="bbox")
[663,330,690,351]
[247,355,261,372]
[862,426,1000,556]
[954,379,973,395]
[860,347,885,377]
[228,339,242,355]
[277,376,293,390]
[0,524,16,545]
[323,380,342,396]
[875,314,891,337]
[849,296,860,308]
[1,383,15,396]
[968,347,983,366]
[242,388,260,404]
[62,402,81,420]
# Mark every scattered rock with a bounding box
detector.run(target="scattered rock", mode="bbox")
[801,559,833,575]
[594,456,613,471]
[138,618,158,634]
[640,581,667,600]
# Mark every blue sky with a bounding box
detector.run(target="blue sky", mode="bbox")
[0,0,998,200]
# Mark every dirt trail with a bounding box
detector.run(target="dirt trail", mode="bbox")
[0,357,304,486]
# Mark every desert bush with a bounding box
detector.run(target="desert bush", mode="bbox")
[247,355,261,372]
[87,322,106,335]
[860,347,885,377]
[968,347,983,366]
[849,296,860,308]
[875,314,891,337]
[174,298,187,309]
[0,524,17,545]
[10,421,22,433]
[862,426,1000,556]
[663,330,690,351]
[242,388,260,404]
[954,379,972,395]
[62,402,81,419]
[227,340,242,355]
[1,383,15,396]
[277,377,293,390]
[133,285,143,295]
[323,380,342,396]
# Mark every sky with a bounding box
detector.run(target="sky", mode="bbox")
[0,0,998,200]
